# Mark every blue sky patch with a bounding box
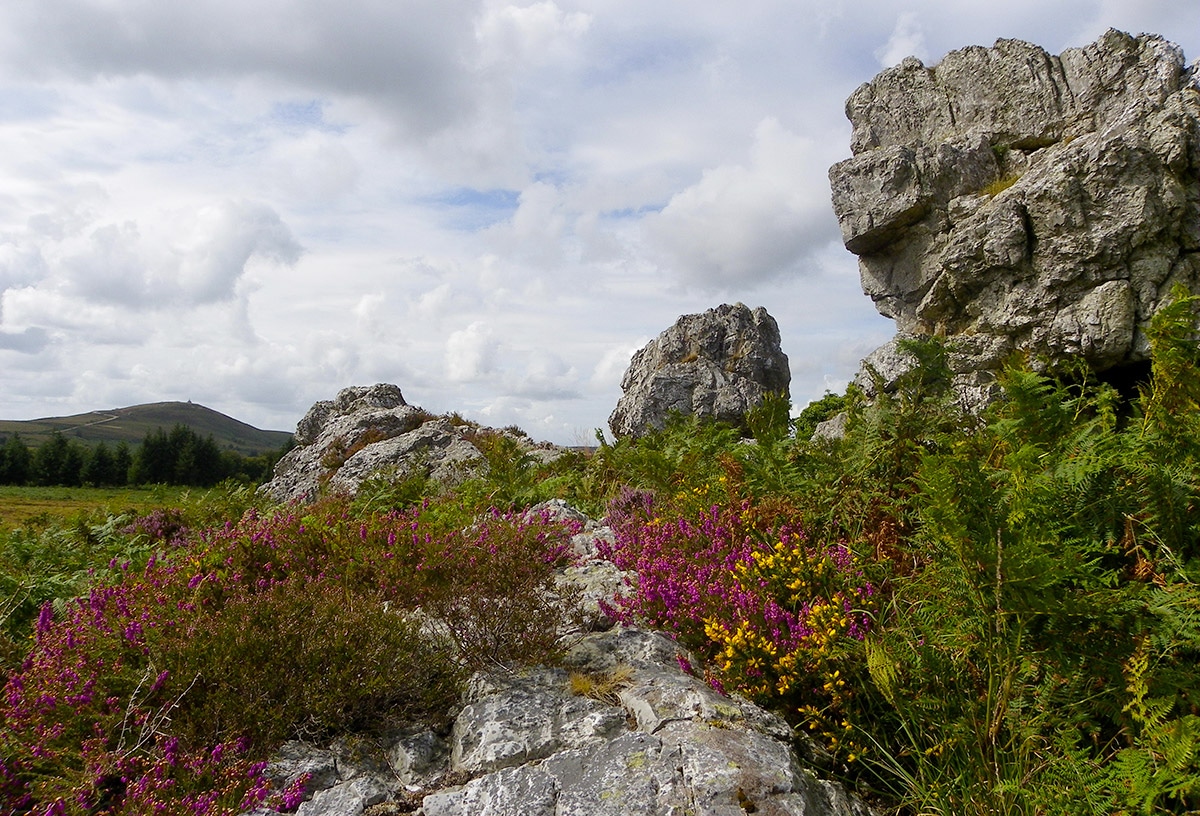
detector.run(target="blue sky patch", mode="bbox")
[429,187,521,230]
[269,99,344,133]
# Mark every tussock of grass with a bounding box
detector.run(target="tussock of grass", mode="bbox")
[568,665,634,706]
[982,172,1022,196]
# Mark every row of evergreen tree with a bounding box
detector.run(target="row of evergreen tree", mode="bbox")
[0,425,292,487]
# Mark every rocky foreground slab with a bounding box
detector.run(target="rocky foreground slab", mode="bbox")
[242,503,867,816]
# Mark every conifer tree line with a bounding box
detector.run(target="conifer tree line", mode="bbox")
[0,424,291,487]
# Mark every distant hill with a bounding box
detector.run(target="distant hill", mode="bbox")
[0,401,293,456]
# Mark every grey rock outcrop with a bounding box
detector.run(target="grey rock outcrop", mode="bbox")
[264,384,560,504]
[243,506,867,816]
[829,29,1200,408]
[609,303,791,438]
[255,628,867,816]
[423,629,864,816]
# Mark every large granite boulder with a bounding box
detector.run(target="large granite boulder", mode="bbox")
[263,384,560,504]
[609,304,791,438]
[829,29,1200,408]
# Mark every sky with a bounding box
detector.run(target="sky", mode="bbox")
[0,1,1197,444]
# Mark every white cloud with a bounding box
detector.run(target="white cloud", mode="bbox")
[0,1,1196,441]
[0,0,486,138]
[446,321,499,382]
[876,11,930,67]
[476,1,592,69]
[591,342,644,390]
[484,181,570,266]
[0,326,49,353]
[263,134,361,203]
[507,348,579,400]
[641,118,842,290]
[50,200,302,308]
[0,240,49,290]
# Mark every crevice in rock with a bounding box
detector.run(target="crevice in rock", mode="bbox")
[1096,359,1154,407]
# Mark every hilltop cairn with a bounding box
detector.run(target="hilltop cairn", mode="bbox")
[829,29,1200,409]
[263,384,559,504]
[609,303,790,438]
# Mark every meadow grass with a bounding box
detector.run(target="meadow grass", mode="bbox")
[0,485,189,531]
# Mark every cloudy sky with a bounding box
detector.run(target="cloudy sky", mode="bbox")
[0,1,1196,443]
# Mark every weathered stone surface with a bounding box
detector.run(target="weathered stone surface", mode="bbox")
[423,627,866,816]
[829,29,1200,409]
[263,384,562,504]
[609,303,791,438]
[241,509,868,816]
[296,776,388,816]
[265,741,340,799]
[387,729,449,789]
[325,418,487,495]
[556,561,624,631]
[451,673,628,775]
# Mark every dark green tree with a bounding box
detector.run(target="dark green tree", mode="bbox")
[0,434,32,485]
[113,442,133,485]
[131,428,173,485]
[168,425,226,486]
[81,442,124,487]
[793,391,846,441]
[32,432,84,486]
[131,425,231,486]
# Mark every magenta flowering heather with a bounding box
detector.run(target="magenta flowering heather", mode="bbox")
[598,494,878,759]
[2,494,587,814]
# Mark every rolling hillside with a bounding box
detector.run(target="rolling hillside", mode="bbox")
[0,401,293,456]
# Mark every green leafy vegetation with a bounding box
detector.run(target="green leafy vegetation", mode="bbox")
[6,290,1200,814]
[0,424,292,489]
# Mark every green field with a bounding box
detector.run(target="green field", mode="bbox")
[0,485,190,530]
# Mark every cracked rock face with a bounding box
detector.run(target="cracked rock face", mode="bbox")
[609,303,791,438]
[422,628,865,816]
[829,29,1200,408]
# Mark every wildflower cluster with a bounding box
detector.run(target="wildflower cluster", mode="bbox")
[121,508,190,547]
[0,563,294,816]
[0,498,582,815]
[703,537,875,758]
[600,492,877,759]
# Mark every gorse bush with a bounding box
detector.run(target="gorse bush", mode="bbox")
[706,536,876,759]
[600,494,878,761]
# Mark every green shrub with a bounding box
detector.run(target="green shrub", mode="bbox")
[792,391,846,441]
[156,578,463,747]
[578,413,742,517]
[857,296,1200,812]
[416,505,584,669]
